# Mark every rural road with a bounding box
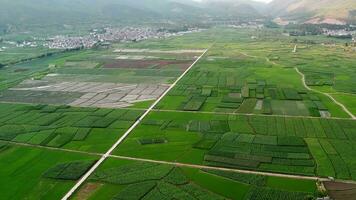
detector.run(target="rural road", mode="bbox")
[110,155,329,182]
[295,67,355,119]
[153,108,355,121]
[61,49,209,200]
[7,139,356,185]
[5,47,349,200]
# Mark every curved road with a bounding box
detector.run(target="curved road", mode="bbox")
[295,67,355,119]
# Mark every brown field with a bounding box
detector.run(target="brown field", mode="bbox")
[76,183,102,200]
[103,59,193,69]
[323,181,356,200]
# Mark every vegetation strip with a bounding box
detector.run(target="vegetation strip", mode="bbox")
[295,67,355,119]
[110,155,328,182]
[1,140,102,157]
[61,49,209,200]
[154,109,356,121]
[7,139,356,185]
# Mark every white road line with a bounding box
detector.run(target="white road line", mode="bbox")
[110,155,329,182]
[153,109,355,121]
[295,67,355,119]
[7,139,356,185]
[61,49,209,200]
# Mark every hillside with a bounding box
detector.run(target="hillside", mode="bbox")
[0,0,265,28]
[1,0,354,27]
[199,0,265,18]
[0,0,207,26]
[268,0,356,24]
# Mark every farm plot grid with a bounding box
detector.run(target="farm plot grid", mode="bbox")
[0,141,318,200]
[0,43,213,199]
[68,158,317,200]
[155,56,344,118]
[3,80,168,108]
[0,143,99,200]
[114,111,356,181]
[0,103,144,153]
[2,28,356,200]
[0,48,201,109]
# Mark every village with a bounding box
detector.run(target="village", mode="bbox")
[0,27,202,51]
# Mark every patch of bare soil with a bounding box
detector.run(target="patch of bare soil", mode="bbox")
[323,181,356,200]
[76,182,103,200]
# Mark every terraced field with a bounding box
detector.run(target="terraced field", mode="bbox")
[0,28,355,200]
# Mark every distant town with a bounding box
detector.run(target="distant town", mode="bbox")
[0,27,202,51]
[1,23,355,53]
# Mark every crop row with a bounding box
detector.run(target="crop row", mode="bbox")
[0,103,142,148]
[143,116,354,140]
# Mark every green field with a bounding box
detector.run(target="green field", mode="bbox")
[0,26,355,199]
[0,103,143,153]
[154,28,353,118]
[114,110,356,180]
[70,158,317,200]
[0,143,98,199]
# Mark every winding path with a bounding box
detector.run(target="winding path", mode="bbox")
[295,67,355,119]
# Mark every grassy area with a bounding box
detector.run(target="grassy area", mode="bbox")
[114,110,356,180]
[0,103,143,153]
[70,158,317,200]
[331,93,356,115]
[0,144,98,200]
[152,28,352,118]
[0,27,355,199]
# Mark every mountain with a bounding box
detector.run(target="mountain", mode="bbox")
[0,0,266,28]
[2,0,353,27]
[0,0,207,26]
[199,0,265,18]
[267,0,356,24]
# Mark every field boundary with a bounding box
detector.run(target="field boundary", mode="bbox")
[5,139,356,185]
[295,67,355,119]
[61,49,209,200]
[153,109,356,121]
[111,155,328,181]
[1,140,102,156]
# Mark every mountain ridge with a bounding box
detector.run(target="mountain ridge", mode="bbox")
[0,0,355,27]
[267,0,356,24]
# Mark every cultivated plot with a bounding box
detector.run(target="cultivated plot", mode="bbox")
[5,80,168,108]
[114,111,356,181]
[0,103,143,153]
[70,158,317,200]
[155,44,348,118]
[0,143,98,200]
[2,28,356,200]
[0,48,202,109]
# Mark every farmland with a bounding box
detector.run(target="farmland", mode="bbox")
[70,158,317,200]
[0,103,144,152]
[0,27,355,200]
[0,143,98,200]
[114,110,356,180]
[0,46,202,109]
[154,28,354,118]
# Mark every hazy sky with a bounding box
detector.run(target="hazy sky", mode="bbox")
[254,0,273,2]
[193,0,273,3]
